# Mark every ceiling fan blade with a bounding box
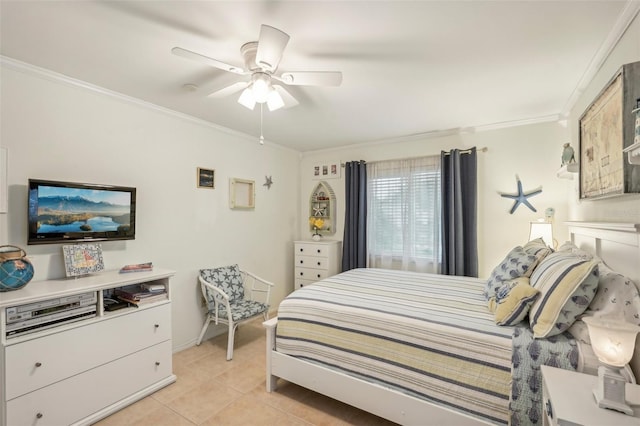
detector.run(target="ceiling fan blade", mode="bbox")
[278,71,342,86]
[255,25,290,73]
[207,81,249,98]
[272,85,299,109]
[171,47,247,75]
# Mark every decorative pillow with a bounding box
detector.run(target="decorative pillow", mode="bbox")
[528,252,599,338]
[200,264,245,307]
[488,277,539,326]
[521,238,553,275]
[568,266,640,344]
[484,246,541,301]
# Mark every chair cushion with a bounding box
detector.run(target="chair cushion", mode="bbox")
[217,299,269,322]
[200,264,245,304]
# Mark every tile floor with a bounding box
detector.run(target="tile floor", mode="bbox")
[94,317,396,425]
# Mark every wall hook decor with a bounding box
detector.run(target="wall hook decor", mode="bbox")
[500,175,542,214]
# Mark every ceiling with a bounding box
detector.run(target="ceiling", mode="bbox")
[1,1,637,152]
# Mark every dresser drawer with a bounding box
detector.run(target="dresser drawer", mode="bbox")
[294,243,330,257]
[5,303,171,400]
[295,278,318,290]
[295,267,329,281]
[6,340,173,426]
[295,254,330,270]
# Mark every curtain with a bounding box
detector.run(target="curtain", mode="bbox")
[367,156,441,273]
[342,161,367,272]
[441,148,478,277]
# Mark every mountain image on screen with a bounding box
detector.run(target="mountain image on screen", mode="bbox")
[36,195,131,234]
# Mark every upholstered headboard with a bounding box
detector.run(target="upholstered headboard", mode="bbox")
[566,221,640,377]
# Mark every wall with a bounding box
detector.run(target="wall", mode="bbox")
[568,12,640,221]
[0,62,300,351]
[300,121,570,278]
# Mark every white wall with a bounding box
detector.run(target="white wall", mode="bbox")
[300,121,570,278]
[568,13,640,221]
[0,63,300,351]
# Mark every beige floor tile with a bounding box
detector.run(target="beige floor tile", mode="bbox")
[213,358,266,393]
[164,380,242,424]
[130,405,196,426]
[93,395,165,426]
[199,393,310,426]
[152,364,208,404]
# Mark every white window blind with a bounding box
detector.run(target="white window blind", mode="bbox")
[367,156,441,273]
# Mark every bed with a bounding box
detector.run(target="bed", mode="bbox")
[264,222,640,425]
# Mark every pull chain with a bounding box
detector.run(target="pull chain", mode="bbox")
[259,103,265,145]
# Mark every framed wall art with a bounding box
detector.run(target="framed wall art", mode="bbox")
[229,178,255,209]
[312,161,342,180]
[62,243,104,277]
[579,61,640,199]
[197,167,215,189]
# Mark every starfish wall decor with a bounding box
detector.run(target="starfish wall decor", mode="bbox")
[263,176,273,189]
[500,175,542,214]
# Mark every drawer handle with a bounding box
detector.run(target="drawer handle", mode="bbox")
[545,400,553,419]
[156,362,161,366]
[35,362,42,368]
[154,324,160,328]
[36,413,43,419]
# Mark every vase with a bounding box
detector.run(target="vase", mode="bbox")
[312,234,322,241]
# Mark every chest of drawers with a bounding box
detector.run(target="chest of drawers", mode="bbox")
[294,240,341,290]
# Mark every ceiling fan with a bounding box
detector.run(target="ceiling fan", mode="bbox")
[172,24,342,111]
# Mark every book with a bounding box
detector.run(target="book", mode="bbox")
[114,284,166,301]
[116,292,167,306]
[119,262,153,273]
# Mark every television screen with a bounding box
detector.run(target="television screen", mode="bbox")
[28,179,136,244]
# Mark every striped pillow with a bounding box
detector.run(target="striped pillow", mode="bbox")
[529,252,599,338]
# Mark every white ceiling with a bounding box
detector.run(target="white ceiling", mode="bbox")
[1,1,637,152]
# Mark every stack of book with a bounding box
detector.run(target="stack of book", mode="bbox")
[114,283,167,306]
[119,262,153,273]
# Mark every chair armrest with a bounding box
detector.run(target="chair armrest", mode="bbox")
[240,270,274,305]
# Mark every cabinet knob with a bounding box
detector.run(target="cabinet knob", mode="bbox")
[299,260,303,264]
[36,413,43,419]
[317,249,321,253]
[317,262,321,266]
[317,274,321,278]
[156,362,161,366]
[299,248,303,252]
[154,324,160,328]
[35,362,42,368]
[299,272,304,276]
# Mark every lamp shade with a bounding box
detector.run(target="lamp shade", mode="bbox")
[583,316,640,367]
[528,221,554,248]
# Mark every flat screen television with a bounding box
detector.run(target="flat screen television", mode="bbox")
[28,179,136,245]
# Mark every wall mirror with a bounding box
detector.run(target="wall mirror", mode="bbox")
[229,178,255,209]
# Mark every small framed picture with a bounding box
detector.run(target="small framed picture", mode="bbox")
[197,167,215,189]
[62,243,105,277]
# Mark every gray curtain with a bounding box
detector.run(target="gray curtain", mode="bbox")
[342,161,367,272]
[441,148,478,277]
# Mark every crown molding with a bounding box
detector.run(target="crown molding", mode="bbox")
[0,55,299,154]
[561,0,640,116]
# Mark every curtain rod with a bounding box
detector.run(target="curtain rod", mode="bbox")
[341,147,488,166]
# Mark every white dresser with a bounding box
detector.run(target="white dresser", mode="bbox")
[0,269,176,426]
[294,240,342,290]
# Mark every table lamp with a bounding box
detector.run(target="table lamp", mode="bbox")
[583,316,640,415]
[528,220,555,249]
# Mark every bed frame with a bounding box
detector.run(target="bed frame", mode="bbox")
[264,222,640,425]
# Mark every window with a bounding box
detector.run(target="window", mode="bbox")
[367,156,441,273]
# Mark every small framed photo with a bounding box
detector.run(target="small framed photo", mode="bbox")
[62,243,105,277]
[312,161,341,179]
[197,167,215,189]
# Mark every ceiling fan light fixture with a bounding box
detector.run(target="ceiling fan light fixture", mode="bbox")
[238,87,256,110]
[251,72,271,103]
[266,88,285,111]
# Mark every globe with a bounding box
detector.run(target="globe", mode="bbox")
[0,259,34,292]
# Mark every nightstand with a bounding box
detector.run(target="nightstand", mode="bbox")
[541,365,640,425]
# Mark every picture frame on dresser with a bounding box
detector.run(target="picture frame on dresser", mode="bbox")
[579,61,640,199]
[62,243,105,277]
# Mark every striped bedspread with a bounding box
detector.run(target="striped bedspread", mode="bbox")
[276,268,514,424]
